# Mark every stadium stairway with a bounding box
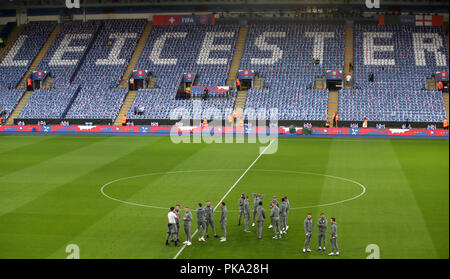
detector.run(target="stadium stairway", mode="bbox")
[118,22,153,88]
[148,76,157,88]
[0,25,24,63]
[315,76,326,89]
[226,27,248,88]
[343,27,354,89]
[327,90,339,127]
[113,90,137,125]
[233,90,247,121]
[5,91,32,125]
[17,24,61,89]
[443,92,449,119]
[426,77,437,90]
[253,76,265,88]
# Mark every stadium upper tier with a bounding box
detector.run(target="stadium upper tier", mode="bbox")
[240,23,344,89]
[36,21,99,88]
[0,21,56,89]
[71,19,146,89]
[0,20,448,124]
[353,24,448,88]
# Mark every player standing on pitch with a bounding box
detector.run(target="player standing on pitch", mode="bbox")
[204,200,218,238]
[256,201,266,239]
[280,197,288,234]
[174,204,181,242]
[196,203,207,242]
[165,207,179,247]
[238,193,245,226]
[328,218,339,256]
[270,201,281,239]
[302,213,313,253]
[252,193,264,227]
[268,196,279,229]
[283,195,290,230]
[183,207,192,246]
[219,202,227,242]
[317,213,327,252]
[243,195,251,233]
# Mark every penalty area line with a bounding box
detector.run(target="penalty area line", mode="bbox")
[172,140,275,259]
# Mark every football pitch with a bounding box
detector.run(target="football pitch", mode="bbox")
[0,134,448,259]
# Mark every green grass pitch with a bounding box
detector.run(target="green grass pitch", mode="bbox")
[0,134,448,259]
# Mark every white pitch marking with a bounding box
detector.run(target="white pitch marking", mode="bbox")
[251,169,366,210]
[100,168,366,211]
[172,140,275,260]
[100,169,245,210]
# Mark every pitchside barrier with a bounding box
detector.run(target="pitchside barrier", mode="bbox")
[13,119,446,129]
[0,125,448,138]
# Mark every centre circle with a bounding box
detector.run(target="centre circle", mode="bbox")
[100,169,366,210]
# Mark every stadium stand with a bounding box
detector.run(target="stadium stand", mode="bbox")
[240,23,343,121]
[65,88,127,120]
[72,19,146,88]
[35,21,99,88]
[338,24,449,123]
[17,24,61,90]
[339,88,446,122]
[0,17,448,127]
[0,21,56,89]
[128,88,234,120]
[240,23,344,89]
[245,88,328,121]
[19,87,79,119]
[127,24,239,120]
[0,89,24,119]
[353,24,448,88]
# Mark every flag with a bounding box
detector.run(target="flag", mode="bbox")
[213,86,229,93]
[153,15,181,26]
[416,15,433,26]
[415,15,443,26]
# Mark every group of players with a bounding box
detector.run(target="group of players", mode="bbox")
[165,193,339,256]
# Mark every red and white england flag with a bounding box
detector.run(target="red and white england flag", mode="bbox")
[415,15,443,26]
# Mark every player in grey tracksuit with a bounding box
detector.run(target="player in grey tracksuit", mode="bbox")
[283,196,290,228]
[196,203,207,241]
[303,213,313,252]
[243,195,251,232]
[219,202,227,241]
[183,207,192,244]
[329,218,339,256]
[175,205,181,241]
[280,198,288,233]
[256,201,265,239]
[270,202,281,239]
[268,196,279,229]
[317,213,327,252]
[204,201,217,238]
[238,194,245,226]
[252,193,265,225]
